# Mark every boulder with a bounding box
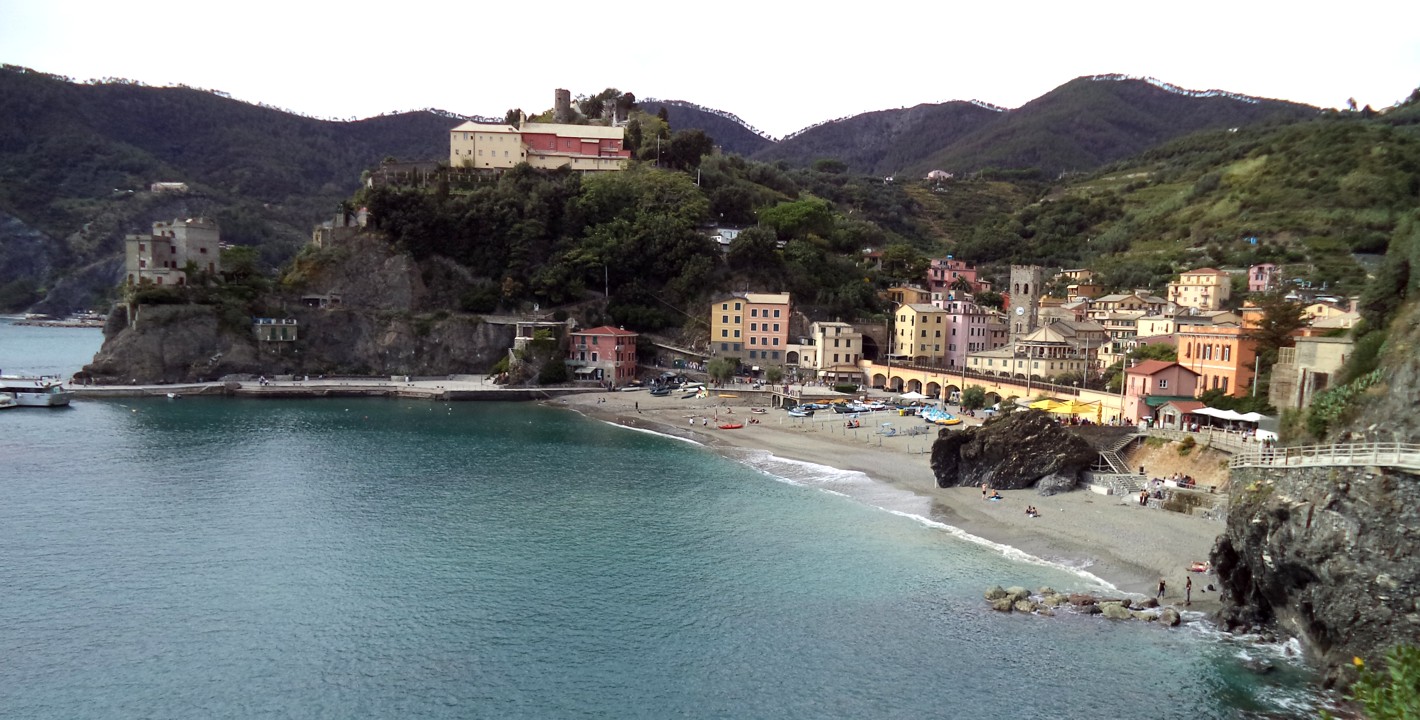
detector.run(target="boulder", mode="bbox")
[1159,608,1182,626]
[1014,600,1039,613]
[1131,611,1156,621]
[984,585,1007,600]
[1038,607,1056,617]
[1100,603,1133,620]
[991,598,1015,612]
[1004,586,1031,602]
[1041,594,1070,607]
[1080,603,1102,615]
[1136,597,1159,609]
[931,410,1100,493]
[1037,586,1057,596]
[1068,593,1098,606]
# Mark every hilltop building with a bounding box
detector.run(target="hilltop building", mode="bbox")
[1167,268,1232,311]
[124,218,221,286]
[926,257,987,296]
[449,92,631,172]
[567,326,638,385]
[311,208,368,248]
[1248,263,1279,293]
[709,292,792,365]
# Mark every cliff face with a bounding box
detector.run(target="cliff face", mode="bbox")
[80,233,517,383]
[930,410,1100,494]
[1212,304,1420,686]
[1212,465,1420,687]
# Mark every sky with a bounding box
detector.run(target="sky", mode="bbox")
[2,0,1418,139]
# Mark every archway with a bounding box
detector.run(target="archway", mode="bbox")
[872,373,887,388]
[926,382,941,398]
[888,376,905,392]
[907,379,923,393]
[786,350,800,365]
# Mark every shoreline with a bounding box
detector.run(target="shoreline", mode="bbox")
[552,390,1226,613]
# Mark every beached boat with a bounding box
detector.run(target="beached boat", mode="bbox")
[0,376,72,407]
[166,392,182,399]
[0,392,17,410]
[717,394,738,398]
[787,408,814,418]
[749,408,767,414]
[649,387,672,397]
[718,422,744,430]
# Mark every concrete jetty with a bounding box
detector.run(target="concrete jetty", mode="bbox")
[68,376,606,402]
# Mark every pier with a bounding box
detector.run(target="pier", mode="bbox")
[68,376,607,402]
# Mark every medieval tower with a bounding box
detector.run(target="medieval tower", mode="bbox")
[1008,265,1046,341]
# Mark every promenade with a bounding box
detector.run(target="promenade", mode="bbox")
[68,376,605,402]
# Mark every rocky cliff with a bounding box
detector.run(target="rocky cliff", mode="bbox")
[80,233,517,383]
[930,410,1100,494]
[1212,304,1420,687]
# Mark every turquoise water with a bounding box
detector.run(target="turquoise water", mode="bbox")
[0,323,1317,718]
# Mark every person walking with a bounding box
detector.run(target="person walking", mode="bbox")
[1185,576,1193,606]
[1157,578,1167,599]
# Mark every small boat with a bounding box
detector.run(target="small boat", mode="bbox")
[749,408,767,414]
[718,423,744,430]
[649,387,672,397]
[787,408,814,418]
[0,392,17,410]
[166,392,182,399]
[0,376,73,407]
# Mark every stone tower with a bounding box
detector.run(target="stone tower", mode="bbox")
[554,89,572,123]
[1008,265,1046,340]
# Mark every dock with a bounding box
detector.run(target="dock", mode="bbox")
[68,376,606,402]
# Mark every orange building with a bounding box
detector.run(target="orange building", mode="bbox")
[1176,323,1257,397]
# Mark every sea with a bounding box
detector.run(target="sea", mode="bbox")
[0,317,1321,719]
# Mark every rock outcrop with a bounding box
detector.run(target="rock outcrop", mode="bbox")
[1212,464,1420,687]
[931,410,1100,494]
[80,233,518,383]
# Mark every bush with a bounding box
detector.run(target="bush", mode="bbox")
[833,383,858,394]
[1345,645,1420,719]
[1178,435,1197,456]
[537,360,569,385]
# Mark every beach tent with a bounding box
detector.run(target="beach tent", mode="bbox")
[898,391,927,401]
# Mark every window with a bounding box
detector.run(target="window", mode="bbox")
[750,337,757,345]
[733,330,740,338]
[772,351,780,360]
[734,303,742,311]
[750,323,758,331]
[751,309,758,317]
[734,316,740,324]
[773,309,780,317]
[591,352,598,361]
[772,323,779,332]
[721,343,729,351]
[772,338,779,346]
[721,330,728,338]
[592,337,599,345]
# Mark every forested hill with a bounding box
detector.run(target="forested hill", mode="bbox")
[636,99,775,156]
[753,76,1319,177]
[0,66,452,309]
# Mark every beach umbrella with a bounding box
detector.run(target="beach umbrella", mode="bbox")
[1029,398,1065,411]
[1050,399,1100,415]
[898,390,927,401]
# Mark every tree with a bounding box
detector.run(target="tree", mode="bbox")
[974,291,1005,310]
[665,129,715,172]
[879,243,929,282]
[707,357,736,385]
[949,276,974,295]
[504,108,522,126]
[764,365,784,384]
[1248,290,1309,372]
[812,158,847,174]
[726,226,783,283]
[961,385,987,411]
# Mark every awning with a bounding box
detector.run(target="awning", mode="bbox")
[898,391,927,400]
[574,367,597,375]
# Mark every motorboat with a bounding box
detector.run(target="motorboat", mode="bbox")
[0,376,73,407]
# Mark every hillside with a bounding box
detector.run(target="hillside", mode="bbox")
[754,76,1318,179]
[752,101,1001,177]
[0,66,451,310]
[636,99,776,157]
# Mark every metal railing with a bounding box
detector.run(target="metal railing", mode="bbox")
[1146,427,1259,455]
[1229,442,1420,471]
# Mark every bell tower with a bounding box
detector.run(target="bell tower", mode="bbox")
[1008,265,1045,341]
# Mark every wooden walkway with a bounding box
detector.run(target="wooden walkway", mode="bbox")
[1229,442,1420,473]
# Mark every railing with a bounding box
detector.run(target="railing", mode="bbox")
[1230,442,1420,471]
[1146,427,1259,455]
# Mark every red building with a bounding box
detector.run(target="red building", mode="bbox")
[927,257,987,296]
[568,326,639,385]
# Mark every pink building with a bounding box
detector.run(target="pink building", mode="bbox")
[927,257,984,296]
[568,326,638,385]
[1122,360,1201,425]
[1248,263,1278,293]
[941,297,1004,368]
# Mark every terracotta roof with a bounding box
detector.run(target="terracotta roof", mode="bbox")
[1157,399,1207,413]
[575,326,638,336]
[1126,359,1199,377]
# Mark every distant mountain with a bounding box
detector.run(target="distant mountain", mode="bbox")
[636,99,776,156]
[751,76,1318,178]
[752,101,1002,177]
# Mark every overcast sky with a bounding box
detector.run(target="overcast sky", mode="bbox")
[3,0,1417,138]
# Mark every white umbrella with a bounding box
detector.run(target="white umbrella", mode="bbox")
[898,391,927,401]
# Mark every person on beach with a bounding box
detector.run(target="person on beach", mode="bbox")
[1185,576,1192,605]
[982,483,988,500]
[1157,579,1167,599]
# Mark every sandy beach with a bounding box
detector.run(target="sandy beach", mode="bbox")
[553,388,1226,612]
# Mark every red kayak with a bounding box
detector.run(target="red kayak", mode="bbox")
[718,423,744,430]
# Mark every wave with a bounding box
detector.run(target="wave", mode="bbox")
[594,416,705,447]
[733,448,1119,592]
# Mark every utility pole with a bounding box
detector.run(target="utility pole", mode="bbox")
[1252,353,1260,397]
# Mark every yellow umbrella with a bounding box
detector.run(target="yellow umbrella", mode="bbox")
[1051,399,1100,415]
[1030,398,1066,411]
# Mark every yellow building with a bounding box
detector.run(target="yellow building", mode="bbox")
[893,303,949,365]
[1167,268,1232,311]
[449,120,630,171]
[710,292,792,366]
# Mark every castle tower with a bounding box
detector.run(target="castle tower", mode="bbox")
[554,89,572,123]
[1008,265,1045,340]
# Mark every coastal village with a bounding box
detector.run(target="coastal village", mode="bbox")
[11,82,1418,710]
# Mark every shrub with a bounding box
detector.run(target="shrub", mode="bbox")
[1178,436,1197,456]
[833,383,859,394]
